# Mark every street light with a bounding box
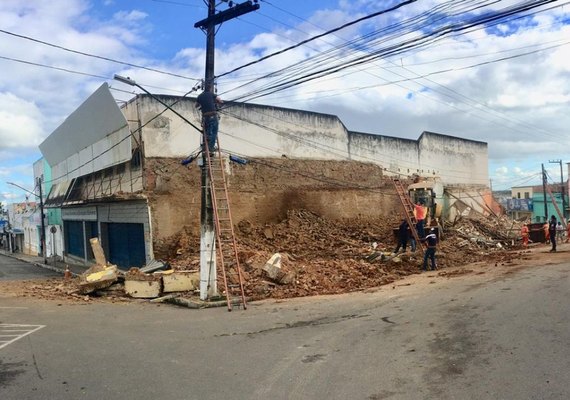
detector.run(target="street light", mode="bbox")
[6,180,47,262]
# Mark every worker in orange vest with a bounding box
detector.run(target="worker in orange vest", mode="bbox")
[521,224,529,248]
[414,200,426,238]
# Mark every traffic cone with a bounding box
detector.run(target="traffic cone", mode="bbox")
[64,265,71,280]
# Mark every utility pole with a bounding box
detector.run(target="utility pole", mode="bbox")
[37,177,47,263]
[549,159,565,220]
[194,0,260,301]
[6,180,46,261]
[542,164,548,222]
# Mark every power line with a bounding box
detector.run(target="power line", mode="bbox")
[0,28,200,82]
[222,0,561,104]
[215,0,419,79]
[0,54,192,95]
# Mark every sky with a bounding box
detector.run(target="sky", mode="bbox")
[0,0,569,204]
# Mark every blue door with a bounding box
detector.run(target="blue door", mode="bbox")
[107,223,146,269]
[65,220,84,259]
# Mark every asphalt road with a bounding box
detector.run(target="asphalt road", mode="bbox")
[0,253,60,280]
[1,258,569,400]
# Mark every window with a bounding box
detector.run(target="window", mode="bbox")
[517,193,521,199]
[131,148,142,169]
[524,192,530,199]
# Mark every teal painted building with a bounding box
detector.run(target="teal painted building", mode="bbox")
[532,190,567,223]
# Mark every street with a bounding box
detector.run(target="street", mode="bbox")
[0,253,60,281]
[1,253,569,400]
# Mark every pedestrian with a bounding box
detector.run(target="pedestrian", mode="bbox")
[566,220,570,243]
[521,224,529,248]
[394,219,409,253]
[548,215,557,252]
[196,84,223,154]
[543,222,550,244]
[414,200,426,239]
[556,221,564,242]
[420,228,438,271]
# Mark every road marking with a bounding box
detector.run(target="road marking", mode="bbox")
[0,324,45,350]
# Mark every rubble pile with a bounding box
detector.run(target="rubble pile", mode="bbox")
[164,210,520,301]
[2,210,526,304]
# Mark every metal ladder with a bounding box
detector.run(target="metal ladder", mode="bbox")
[392,178,425,254]
[204,141,247,311]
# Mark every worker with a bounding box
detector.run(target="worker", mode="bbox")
[420,228,438,271]
[521,224,529,248]
[414,200,426,239]
[556,221,564,243]
[196,83,223,154]
[548,215,557,252]
[393,219,409,253]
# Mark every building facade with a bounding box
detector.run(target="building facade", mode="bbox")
[39,83,491,269]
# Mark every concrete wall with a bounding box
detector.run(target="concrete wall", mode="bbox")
[147,157,397,256]
[123,96,488,187]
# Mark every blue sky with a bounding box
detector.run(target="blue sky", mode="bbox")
[1,0,569,204]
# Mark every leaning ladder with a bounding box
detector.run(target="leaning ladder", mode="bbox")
[204,140,247,311]
[392,178,425,254]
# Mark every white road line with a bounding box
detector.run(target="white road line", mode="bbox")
[0,324,45,350]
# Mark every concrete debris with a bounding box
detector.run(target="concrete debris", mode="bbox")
[139,259,171,274]
[262,253,282,280]
[78,265,118,294]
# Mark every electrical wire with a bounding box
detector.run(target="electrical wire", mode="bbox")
[0,29,200,82]
[221,0,561,104]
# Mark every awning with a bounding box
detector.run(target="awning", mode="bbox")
[45,180,72,208]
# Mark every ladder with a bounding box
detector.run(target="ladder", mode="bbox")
[392,178,425,254]
[204,140,247,311]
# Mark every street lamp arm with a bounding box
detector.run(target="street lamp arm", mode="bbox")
[113,75,203,133]
[6,182,37,197]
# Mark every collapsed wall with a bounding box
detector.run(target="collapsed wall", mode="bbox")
[144,157,398,255]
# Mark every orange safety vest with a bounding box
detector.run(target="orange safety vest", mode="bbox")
[415,204,426,220]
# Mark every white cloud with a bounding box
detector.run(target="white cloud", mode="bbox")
[0,0,568,197]
[0,93,44,149]
[496,166,509,175]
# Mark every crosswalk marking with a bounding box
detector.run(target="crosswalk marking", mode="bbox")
[0,324,45,350]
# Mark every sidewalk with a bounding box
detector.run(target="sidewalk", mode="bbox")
[0,249,90,277]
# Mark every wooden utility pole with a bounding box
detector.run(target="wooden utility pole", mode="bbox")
[194,0,260,301]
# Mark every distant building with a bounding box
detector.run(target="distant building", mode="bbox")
[509,184,567,222]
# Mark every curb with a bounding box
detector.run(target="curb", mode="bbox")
[166,296,245,310]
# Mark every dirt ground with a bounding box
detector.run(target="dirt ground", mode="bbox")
[2,210,567,304]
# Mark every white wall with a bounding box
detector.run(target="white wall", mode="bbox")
[46,225,64,258]
[125,96,488,187]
